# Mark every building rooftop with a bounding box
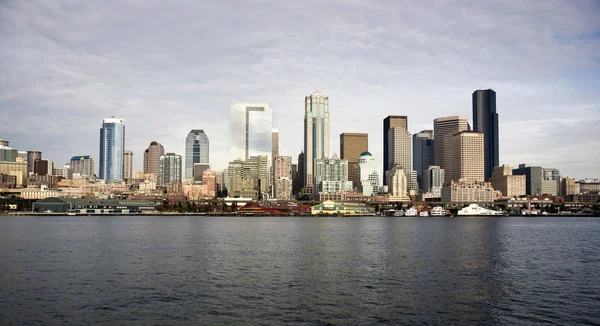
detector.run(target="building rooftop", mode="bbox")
[359,151,372,157]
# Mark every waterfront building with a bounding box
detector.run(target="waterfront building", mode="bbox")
[34,159,54,176]
[99,117,125,183]
[424,166,445,198]
[230,102,272,161]
[413,130,434,193]
[185,130,209,180]
[0,161,28,186]
[123,150,133,181]
[473,89,499,181]
[303,89,330,192]
[340,133,368,190]
[314,154,349,194]
[434,116,469,183]
[490,165,526,198]
[383,116,407,185]
[158,153,182,186]
[273,155,292,201]
[576,179,600,194]
[560,177,580,197]
[143,141,164,176]
[26,150,42,174]
[0,139,18,162]
[0,173,17,188]
[388,165,410,202]
[441,180,495,203]
[453,131,484,182]
[358,151,383,196]
[226,156,269,200]
[70,156,95,178]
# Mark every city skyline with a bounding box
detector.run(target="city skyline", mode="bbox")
[1,1,599,179]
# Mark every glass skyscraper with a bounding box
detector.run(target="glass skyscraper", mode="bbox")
[230,102,272,161]
[304,89,329,190]
[185,130,209,179]
[473,89,499,182]
[99,117,125,183]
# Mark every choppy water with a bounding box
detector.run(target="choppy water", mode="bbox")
[1,216,599,325]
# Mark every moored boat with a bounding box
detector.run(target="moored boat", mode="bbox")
[457,204,505,216]
[404,207,418,217]
[430,206,446,217]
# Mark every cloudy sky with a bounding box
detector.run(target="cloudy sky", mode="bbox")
[1,0,599,179]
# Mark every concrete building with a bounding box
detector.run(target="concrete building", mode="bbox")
[340,133,368,190]
[560,177,580,197]
[53,165,73,180]
[202,169,217,198]
[273,155,292,200]
[577,179,600,194]
[358,152,382,196]
[99,117,125,183]
[388,165,410,202]
[193,163,210,183]
[441,181,495,203]
[185,130,209,180]
[158,153,182,186]
[388,127,417,191]
[26,150,42,174]
[230,102,272,162]
[314,154,349,193]
[34,159,54,176]
[226,156,269,200]
[0,140,18,162]
[434,116,469,183]
[490,165,526,198]
[143,141,164,176]
[541,168,560,196]
[70,156,94,178]
[413,130,434,193]
[473,89,499,182]
[383,116,407,185]
[272,129,279,158]
[453,131,484,182]
[424,166,445,198]
[303,89,330,192]
[123,150,133,181]
[0,161,28,186]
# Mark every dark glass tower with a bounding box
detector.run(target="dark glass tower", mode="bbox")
[473,89,499,181]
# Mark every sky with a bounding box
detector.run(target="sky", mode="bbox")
[1,0,599,179]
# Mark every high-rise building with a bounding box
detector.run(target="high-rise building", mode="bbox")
[512,164,543,196]
[273,155,292,201]
[388,165,410,202]
[473,89,499,181]
[34,159,53,176]
[383,116,407,185]
[230,102,272,161]
[193,163,210,183]
[541,168,560,195]
[272,129,279,158]
[99,117,125,182]
[453,131,484,182]
[490,165,526,198]
[340,133,368,190]
[314,154,350,193]
[158,153,182,186]
[358,151,382,196]
[53,165,73,180]
[387,127,411,174]
[424,166,445,198]
[123,150,133,181]
[413,130,434,192]
[70,155,95,178]
[434,116,469,183]
[185,130,209,180]
[226,156,269,200]
[26,150,42,174]
[560,177,580,197]
[0,140,18,162]
[143,141,164,176]
[202,170,217,198]
[303,89,329,191]
[295,151,305,195]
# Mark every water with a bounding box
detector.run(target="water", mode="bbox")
[1,216,599,325]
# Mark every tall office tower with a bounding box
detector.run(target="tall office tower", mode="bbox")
[295,151,305,194]
[273,155,292,200]
[26,150,42,174]
[185,130,209,179]
[70,156,95,177]
[413,130,434,192]
[388,127,412,174]
[303,89,329,190]
[424,166,445,198]
[143,141,164,176]
[473,89,499,181]
[453,131,484,182]
[158,153,182,186]
[340,133,368,190]
[33,159,54,176]
[123,150,133,181]
[230,102,272,161]
[272,129,279,158]
[383,116,407,185]
[358,152,382,196]
[433,116,469,183]
[99,117,125,182]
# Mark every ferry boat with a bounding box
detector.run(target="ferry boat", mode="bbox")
[457,204,505,216]
[404,207,418,217]
[430,206,446,217]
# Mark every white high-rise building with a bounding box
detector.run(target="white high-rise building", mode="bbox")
[358,152,383,196]
[303,89,330,191]
[425,166,445,198]
[158,153,182,186]
[230,102,272,162]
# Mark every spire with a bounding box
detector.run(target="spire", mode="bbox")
[312,88,324,96]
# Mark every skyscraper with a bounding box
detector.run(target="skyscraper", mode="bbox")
[473,89,499,181]
[340,133,368,190]
[70,155,95,178]
[272,129,279,159]
[383,116,407,185]
[358,152,382,196]
[413,130,434,192]
[433,116,469,183]
[230,102,272,161]
[26,150,42,174]
[143,141,164,176]
[185,130,209,179]
[453,131,484,182]
[123,150,133,181]
[294,151,305,195]
[273,155,292,201]
[158,153,182,186]
[304,89,329,190]
[99,117,125,182]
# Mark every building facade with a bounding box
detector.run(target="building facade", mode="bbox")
[273,155,292,200]
[512,164,543,195]
[441,181,495,203]
[490,165,526,198]
[413,130,434,193]
[26,150,42,174]
[340,133,368,190]
[358,152,382,196]
[424,165,445,198]
[0,140,18,162]
[453,131,484,182]
[99,117,125,182]
[70,155,95,178]
[0,161,28,186]
[230,102,272,162]
[158,153,182,186]
[388,165,410,202]
[314,154,350,194]
[434,116,469,183]
[383,116,407,185]
[560,177,580,197]
[473,89,499,182]
[123,150,133,181]
[143,141,164,176]
[185,130,209,180]
[34,159,54,176]
[226,156,269,200]
[303,89,330,192]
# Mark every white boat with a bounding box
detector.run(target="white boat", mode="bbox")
[393,210,404,217]
[404,207,418,217]
[419,210,429,217]
[430,206,446,217]
[457,204,505,216]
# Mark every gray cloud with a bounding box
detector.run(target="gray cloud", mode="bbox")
[1,0,599,178]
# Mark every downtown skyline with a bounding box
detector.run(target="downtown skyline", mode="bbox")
[1,1,599,179]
